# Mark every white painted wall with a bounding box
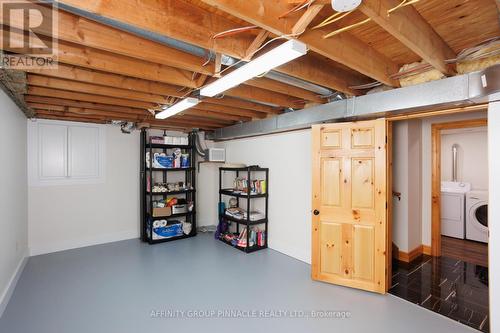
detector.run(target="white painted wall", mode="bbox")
[392,121,409,252]
[441,127,488,190]
[421,111,487,246]
[28,124,140,255]
[488,100,500,333]
[407,120,423,251]
[392,120,422,252]
[0,90,28,316]
[217,129,312,263]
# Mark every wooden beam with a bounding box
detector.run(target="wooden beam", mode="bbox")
[189,108,251,122]
[225,85,303,109]
[27,75,171,104]
[27,103,146,118]
[34,113,107,124]
[174,114,234,126]
[200,0,399,86]
[57,0,366,93]
[24,95,149,115]
[358,0,456,75]
[31,105,144,120]
[4,3,214,75]
[246,77,323,103]
[28,65,292,108]
[33,110,217,130]
[243,29,270,61]
[291,4,325,35]
[27,65,185,97]
[204,96,277,114]
[198,102,267,119]
[1,27,199,88]
[27,87,157,109]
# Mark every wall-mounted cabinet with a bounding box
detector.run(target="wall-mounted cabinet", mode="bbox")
[28,119,106,186]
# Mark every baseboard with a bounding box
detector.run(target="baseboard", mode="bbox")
[398,245,424,263]
[422,245,432,255]
[0,248,29,318]
[30,230,139,256]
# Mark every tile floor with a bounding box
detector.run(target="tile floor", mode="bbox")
[390,255,489,332]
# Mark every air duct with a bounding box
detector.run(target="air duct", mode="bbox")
[209,65,500,140]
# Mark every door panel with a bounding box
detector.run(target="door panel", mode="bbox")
[321,158,342,206]
[351,158,374,209]
[312,119,387,294]
[320,221,342,275]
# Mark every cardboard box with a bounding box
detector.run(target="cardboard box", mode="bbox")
[152,206,172,217]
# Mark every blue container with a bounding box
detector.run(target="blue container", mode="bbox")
[153,223,183,239]
[155,155,174,168]
[180,154,190,168]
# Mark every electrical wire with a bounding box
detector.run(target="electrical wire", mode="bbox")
[312,10,354,29]
[387,0,419,15]
[323,18,371,38]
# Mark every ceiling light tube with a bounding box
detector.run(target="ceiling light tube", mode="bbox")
[155,97,200,119]
[200,40,307,97]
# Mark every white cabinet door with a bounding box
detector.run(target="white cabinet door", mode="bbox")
[30,119,105,186]
[38,123,67,180]
[68,126,100,178]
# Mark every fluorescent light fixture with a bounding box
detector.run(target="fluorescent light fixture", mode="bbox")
[155,97,200,119]
[200,40,307,97]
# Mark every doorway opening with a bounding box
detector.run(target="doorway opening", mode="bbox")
[387,107,489,332]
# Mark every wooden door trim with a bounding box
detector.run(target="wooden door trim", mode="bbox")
[431,118,487,256]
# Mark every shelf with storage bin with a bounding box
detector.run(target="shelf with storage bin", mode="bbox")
[149,234,195,245]
[147,189,195,196]
[218,166,269,253]
[220,189,268,198]
[146,143,192,149]
[219,234,267,253]
[146,167,195,172]
[221,214,267,226]
[140,130,197,244]
[150,211,195,220]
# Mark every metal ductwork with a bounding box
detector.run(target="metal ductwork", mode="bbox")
[209,65,500,141]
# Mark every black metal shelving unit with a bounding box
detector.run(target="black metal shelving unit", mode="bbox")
[218,166,269,253]
[140,130,196,244]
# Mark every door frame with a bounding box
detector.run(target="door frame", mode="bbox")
[430,118,487,256]
[385,104,487,261]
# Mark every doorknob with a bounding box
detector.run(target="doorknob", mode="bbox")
[313,209,320,216]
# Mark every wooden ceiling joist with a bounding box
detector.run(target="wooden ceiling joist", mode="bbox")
[291,4,325,35]
[198,102,268,119]
[24,96,148,115]
[188,108,251,122]
[6,3,215,76]
[27,87,157,109]
[246,77,324,104]
[204,96,277,114]
[225,84,303,109]
[243,29,271,61]
[31,106,144,120]
[358,0,456,75]
[27,75,171,104]
[57,0,366,94]
[27,65,186,97]
[200,0,399,86]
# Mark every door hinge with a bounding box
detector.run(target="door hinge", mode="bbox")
[386,202,388,209]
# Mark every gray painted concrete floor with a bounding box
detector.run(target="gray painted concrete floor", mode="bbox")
[0,233,475,333]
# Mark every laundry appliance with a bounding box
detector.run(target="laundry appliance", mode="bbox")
[466,190,488,243]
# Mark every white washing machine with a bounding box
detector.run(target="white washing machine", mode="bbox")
[466,190,489,243]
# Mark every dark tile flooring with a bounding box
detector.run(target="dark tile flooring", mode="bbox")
[390,255,489,332]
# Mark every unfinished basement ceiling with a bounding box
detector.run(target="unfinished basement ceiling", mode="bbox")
[2,0,500,131]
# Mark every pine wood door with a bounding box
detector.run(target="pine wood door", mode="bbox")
[311,119,388,294]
